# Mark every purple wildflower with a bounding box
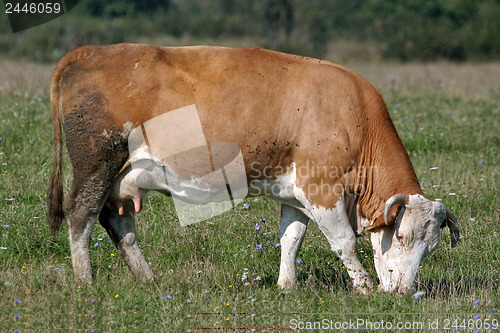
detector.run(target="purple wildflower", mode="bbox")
[256,244,262,250]
[254,225,260,231]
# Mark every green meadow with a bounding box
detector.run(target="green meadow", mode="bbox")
[0,58,499,331]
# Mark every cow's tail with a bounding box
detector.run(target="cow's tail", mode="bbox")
[47,45,96,234]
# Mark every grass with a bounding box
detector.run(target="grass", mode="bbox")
[0,57,499,332]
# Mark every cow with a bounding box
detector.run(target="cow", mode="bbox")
[47,43,459,294]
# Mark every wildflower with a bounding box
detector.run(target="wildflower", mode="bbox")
[395,103,401,109]
[297,259,303,264]
[106,238,110,242]
[93,242,99,247]
[2,224,8,227]
[474,300,480,307]
[15,299,20,304]
[90,299,95,304]
[244,204,250,209]
[114,294,119,298]
[165,294,172,299]
[205,296,210,302]
[259,218,266,222]
[275,243,281,248]
[254,225,260,231]
[15,314,20,319]
[474,315,479,321]
[256,244,262,250]
[90,314,96,319]
[490,309,496,313]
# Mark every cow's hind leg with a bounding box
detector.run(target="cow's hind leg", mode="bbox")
[63,163,127,284]
[99,200,155,281]
[277,204,309,289]
[62,95,129,283]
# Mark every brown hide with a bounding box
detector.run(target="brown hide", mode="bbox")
[50,43,423,230]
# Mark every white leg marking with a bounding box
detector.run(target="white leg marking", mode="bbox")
[295,190,373,293]
[68,214,96,284]
[277,204,309,289]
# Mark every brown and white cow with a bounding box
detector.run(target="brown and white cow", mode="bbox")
[48,43,459,294]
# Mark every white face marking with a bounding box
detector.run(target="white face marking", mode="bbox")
[371,194,444,293]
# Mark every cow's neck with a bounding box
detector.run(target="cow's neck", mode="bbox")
[354,97,424,224]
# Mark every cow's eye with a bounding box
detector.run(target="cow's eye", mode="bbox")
[396,232,404,246]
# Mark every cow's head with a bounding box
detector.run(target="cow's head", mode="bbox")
[368,194,459,294]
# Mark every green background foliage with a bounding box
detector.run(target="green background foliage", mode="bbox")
[1,0,500,61]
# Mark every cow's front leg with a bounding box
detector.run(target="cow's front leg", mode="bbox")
[277,204,309,289]
[306,198,374,294]
[99,200,155,282]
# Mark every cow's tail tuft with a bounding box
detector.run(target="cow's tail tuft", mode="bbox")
[47,45,96,234]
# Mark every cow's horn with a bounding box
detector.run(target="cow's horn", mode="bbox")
[384,194,409,224]
[445,209,459,247]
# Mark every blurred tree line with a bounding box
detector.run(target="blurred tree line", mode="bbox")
[1,0,499,62]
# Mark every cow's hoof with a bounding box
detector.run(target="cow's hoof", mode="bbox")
[277,279,298,289]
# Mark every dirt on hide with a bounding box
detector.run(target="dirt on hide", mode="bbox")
[61,90,129,233]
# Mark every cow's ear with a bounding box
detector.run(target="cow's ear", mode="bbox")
[365,206,401,233]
